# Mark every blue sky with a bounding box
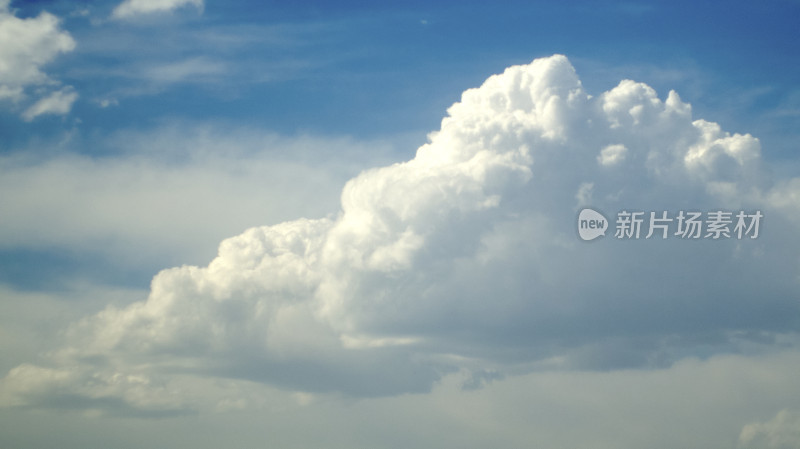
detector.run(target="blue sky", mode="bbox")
[1,1,800,448]
[4,0,800,146]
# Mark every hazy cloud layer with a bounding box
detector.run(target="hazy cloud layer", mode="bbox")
[2,55,798,415]
[740,409,800,449]
[0,128,397,280]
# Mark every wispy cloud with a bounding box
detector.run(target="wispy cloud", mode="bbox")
[21,86,77,121]
[140,57,227,84]
[112,0,203,20]
[65,16,366,105]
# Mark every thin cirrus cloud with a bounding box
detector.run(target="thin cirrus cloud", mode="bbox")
[0,0,76,118]
[1,55,798,416]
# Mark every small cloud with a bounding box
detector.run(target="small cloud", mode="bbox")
[22,86,78,121]
[575,182,594,207]
[142,57,226,84]
[112,0,204,19]
[70,8,91,18]
[98,98,119,108]
[598,143,628,166]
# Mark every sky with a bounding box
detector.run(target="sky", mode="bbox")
[1,0,800,448]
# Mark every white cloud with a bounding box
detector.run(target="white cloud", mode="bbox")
[21,86,77,120]
[0,1,76,116]
[598,143,628,166]
[0,3,75,89]
[740,410,800,449]
[0,84,22,100]
[112,0,204,19]
[142,57,226,84]
[0,127,399,275]
[1,55,798,415]
[0,283,146,376]
[98,98,119,108]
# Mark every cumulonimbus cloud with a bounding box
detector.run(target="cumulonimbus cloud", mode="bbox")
[2,55,798,414]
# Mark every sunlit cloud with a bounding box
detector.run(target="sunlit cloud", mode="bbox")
[2,55,797,418]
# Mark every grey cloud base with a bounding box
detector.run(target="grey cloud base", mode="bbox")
[2,55,798,414]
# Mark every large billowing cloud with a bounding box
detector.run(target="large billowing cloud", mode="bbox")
[2,55,798,415]
[0,1,76,117]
